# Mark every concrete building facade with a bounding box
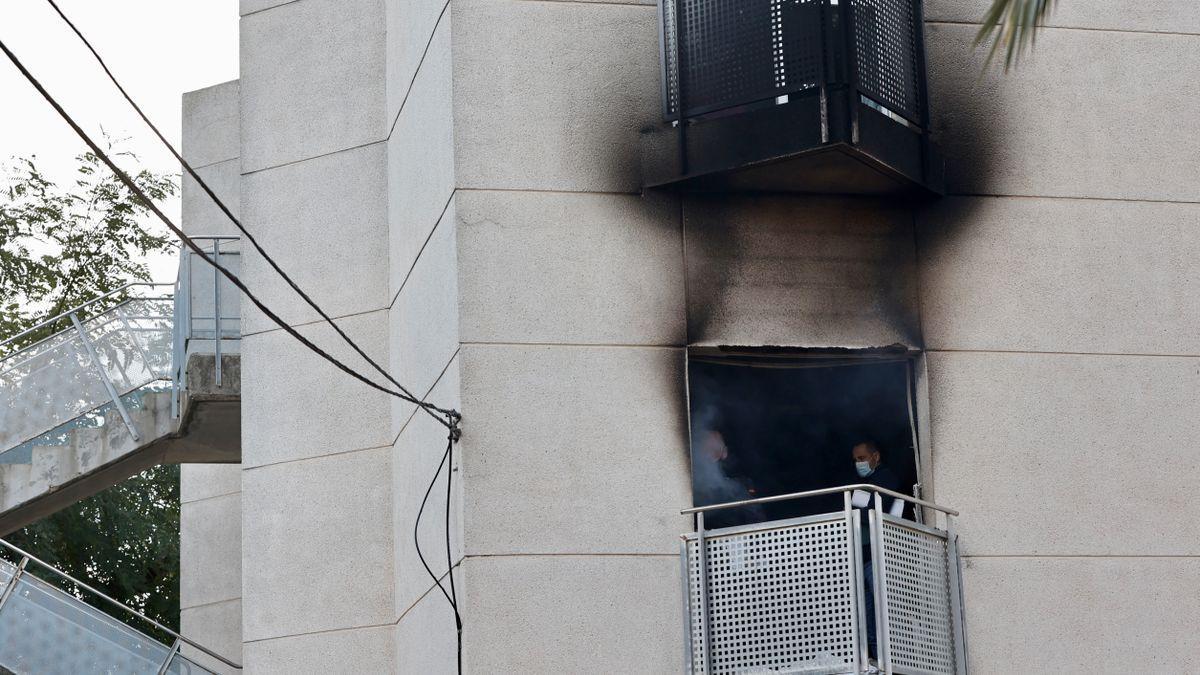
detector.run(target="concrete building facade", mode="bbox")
[177,0,1200,672]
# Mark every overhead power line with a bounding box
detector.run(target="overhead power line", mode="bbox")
[40,0,457,429]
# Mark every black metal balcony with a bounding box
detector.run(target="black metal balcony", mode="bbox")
[642,0,943,197]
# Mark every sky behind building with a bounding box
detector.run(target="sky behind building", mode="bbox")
[1,0,238,282]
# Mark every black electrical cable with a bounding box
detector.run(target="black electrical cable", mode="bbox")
[413,432,464,672]
[0,37,446,424]
[444,429,463,673]
[41,0,457,426]
[414,436,455,608]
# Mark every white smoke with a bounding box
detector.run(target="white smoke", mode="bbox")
[690,401,764,521]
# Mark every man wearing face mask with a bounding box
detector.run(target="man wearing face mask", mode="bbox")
[853,440,901,496]
[851,440,903,668]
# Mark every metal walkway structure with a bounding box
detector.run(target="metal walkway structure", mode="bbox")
[0,238,240,530]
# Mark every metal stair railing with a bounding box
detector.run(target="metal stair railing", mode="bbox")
[0,283,175,460]
[0,537,241,673]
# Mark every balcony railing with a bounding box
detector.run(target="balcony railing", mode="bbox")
[645,0,943,195]
[681,484,966,674]
[0,284,176,461]
[171,235,241,417]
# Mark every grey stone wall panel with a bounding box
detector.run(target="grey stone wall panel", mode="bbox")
[180,599,242,675]
[241,447,394,640]
[919,196,1200,355]
[459,344,691,556]
[926,0,1200,35]
[929,351,1200,556]
[928,23,1200,201]
[240,142,388,335]
[241,624,395,674]
[180,492,243,608]
[961,556,1200,673]
[240,0,385,171]
[456,190,686,346]
[451,0,661,192]
[385,0,449,127]
[392,206,459,438]
[241,310,390,468]
[240,0,297,16]
[393,355,462,615]
[181,464,241,504]
[394,586,458,675]
[182,80,240,169]
[388,18,455,296]
[182,160,241,239]
[462,555,683,673]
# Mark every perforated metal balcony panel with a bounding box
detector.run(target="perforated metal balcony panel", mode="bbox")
[643,0,944,197]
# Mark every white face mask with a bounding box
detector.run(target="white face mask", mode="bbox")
[855,460,874,478]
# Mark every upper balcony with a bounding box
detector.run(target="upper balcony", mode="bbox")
[0,237,241,533]
[642,0,943,197]
[681,484,966,674]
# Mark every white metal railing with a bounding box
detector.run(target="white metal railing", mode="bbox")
[0,537,241,673]
[171,236,240,418]
[0,284,175,460]
[681,484,967,675]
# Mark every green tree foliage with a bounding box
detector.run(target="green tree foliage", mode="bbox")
[5,466,181,631]
[1,146,176,353]
[977,0,1055,70]
[0,148,182,630]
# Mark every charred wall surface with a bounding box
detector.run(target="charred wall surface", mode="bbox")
[447,0,930,670]
[685,195,921,350]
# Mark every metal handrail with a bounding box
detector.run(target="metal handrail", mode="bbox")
[1,287,177,451]
[0,283,174,352]
[171,236,241,417]
[0,537,242,670]
[681,482,959,517]
[0,300,166,376]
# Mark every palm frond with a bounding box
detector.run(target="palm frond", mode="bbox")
[975,0,1055,70]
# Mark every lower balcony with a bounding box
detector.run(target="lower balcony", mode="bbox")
[681,485,966,675]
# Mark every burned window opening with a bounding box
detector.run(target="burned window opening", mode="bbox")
[687,351,921,529]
